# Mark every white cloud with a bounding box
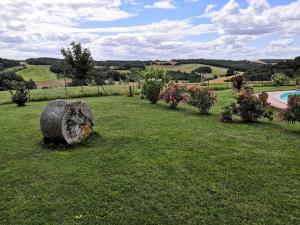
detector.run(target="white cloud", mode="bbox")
[269,39,294,47]
[0,0,299,60]
[145,0,176,9]
[203,0,300,36]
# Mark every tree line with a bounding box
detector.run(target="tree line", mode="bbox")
[245,56,300,81]
[0,58,20,70]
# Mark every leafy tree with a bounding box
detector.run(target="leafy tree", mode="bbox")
[50,63,64,74]
[192,66,212,74]
[271,73,290,86]
[61,42,94,89]
[226,68,235,76]
[139,66,168,83]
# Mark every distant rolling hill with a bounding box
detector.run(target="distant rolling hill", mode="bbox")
[16,64,57,81]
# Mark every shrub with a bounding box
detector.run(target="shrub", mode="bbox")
[140,66,168,83]
[226,68,235,76]
[0,72,24,91]
[220,105,234,123]
[271,73,289,86]
[187,86,217,114]
[221,92,273,123]
[160,82,187,109]
[9,82,28,106]
[142,79,164,104]
[25,79,37,90]
[50,63,64,74]
[280,95,300,123]
[231,75,247,93]
[192,66,212,74]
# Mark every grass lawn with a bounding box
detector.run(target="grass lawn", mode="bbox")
[152,64,228,78]
[0,88,299,224]
[16,65,57,81]
[0,85,133,105]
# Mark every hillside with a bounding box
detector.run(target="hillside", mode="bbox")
[16,64,57,81]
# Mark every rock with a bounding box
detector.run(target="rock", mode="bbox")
[40,100,94,144]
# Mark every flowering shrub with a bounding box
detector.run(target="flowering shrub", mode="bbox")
[187,85,217,114]
[221,92,273,123]
[280,95,300,123]
[271,73,289,86]
[142,78,164,104]
[159,82,187,109]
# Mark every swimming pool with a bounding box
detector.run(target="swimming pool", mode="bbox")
[279,91,300,103]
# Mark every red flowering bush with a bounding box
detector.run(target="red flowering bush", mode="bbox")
[160,82,187,109]
[187,85,217,114]
[280,95,300,123]
[220,91,273,123]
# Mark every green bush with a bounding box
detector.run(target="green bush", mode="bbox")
[221,92,273,123]
[142,79,164,104]
[25,79,37,90]
[187,85,217,114]
[9,82,28,106]
[271,73,289,86]
[280,95,300,123]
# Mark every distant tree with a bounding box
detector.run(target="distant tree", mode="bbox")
[50,63,64,74]
[271,73,290,86]
[192,66,212,74]
[226,68,235,76]
[61,42,94,90]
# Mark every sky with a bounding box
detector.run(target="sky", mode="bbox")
[0,0,300,60]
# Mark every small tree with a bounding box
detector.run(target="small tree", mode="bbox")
[9,82,28,106]
[61,42,94,91]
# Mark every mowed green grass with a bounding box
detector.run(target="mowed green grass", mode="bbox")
[0,85,134,105]
[16,65,57,81]
[0,88,299,224]
[153,63,228,78]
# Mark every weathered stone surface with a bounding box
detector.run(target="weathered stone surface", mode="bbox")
[40,100,94,144]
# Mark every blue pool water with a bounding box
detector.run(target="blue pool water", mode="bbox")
[279,91,300,103]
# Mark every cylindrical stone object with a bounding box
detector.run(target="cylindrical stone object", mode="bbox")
[40,100,94,144]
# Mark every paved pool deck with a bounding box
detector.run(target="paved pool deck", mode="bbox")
[263,90,296,110]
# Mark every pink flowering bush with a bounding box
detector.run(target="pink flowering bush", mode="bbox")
[160,82,187,109]
[187,85,217,114]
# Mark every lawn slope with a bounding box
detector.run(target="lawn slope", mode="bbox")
[0,90,299,224]
[16,64,57,81]
[153,63,228,79]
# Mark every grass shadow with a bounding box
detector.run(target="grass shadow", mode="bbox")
[41,132,102,151]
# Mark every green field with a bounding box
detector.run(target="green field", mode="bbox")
[0,87,299,224]
[1,84,296,105]
[1,66,24,73]
[16,65,57,81]
[152,63,228,79]
[0,85,136,105]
